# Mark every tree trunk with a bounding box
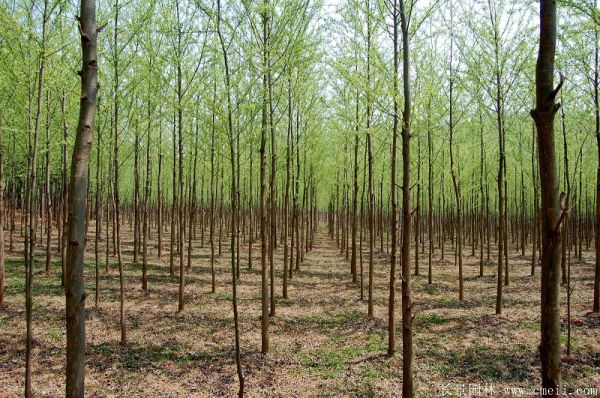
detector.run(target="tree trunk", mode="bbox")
[283,73,292,299]
[427,107,433,284]
[0,112,4,306]
[530,0,563,391]
[210,80,217,292]
[142,100,152,291]
[216,3,244,392]
[388,0,399,357]
[593,26,600,313]
[112,0,126,346]
[176,0,185,312]
[94,101,101,307]
[25,0,49,393]
[61,92,70,276]
[366,0,375,319]
[44,92,52,274]
[268,55,276,317]
[260,1,270,353]
[65,2,97,394]
[399,0,414,394]
[351,86,359,283]
[157,118,163,260]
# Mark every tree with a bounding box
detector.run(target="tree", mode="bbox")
[387,0,399,357]
[25,0,50,393]
[530,0,563,392]
[448,2,464,301]
[260,0,270,354]
[175,0,186,313]
[399,0,414,395]
[111,0,127,345]
[65,0,98,394]
[0,110,4,307]
[365,0,375,319]
[216,1,244,394]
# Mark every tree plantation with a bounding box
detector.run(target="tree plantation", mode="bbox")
[1,0,600,396]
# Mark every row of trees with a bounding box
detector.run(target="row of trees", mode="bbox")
[326,0,597,394]
[1,0,327,396]
[327,0,599,311]
[0,0,598,396]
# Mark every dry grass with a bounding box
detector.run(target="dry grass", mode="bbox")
[1,223,599,397]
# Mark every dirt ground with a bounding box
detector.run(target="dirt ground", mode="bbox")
[1,223,599,397]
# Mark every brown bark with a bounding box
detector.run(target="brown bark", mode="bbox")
[260,0,270,353]
[65,1,98,394]
[399,0,414,394]
[593,26,600,313]
[176,0,185,312]
[216,2,244,393]
[366,0,374,319]
[44,92,52,274]
[0,112,4,306]
[112,0,126,346]
[388,0,399,357]
[530,0,563,391]
[25,1,49,393]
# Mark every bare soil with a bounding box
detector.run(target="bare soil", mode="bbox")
[1,224,599,397]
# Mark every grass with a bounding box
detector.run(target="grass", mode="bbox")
[215,291,233,301]
[425,346,446,360]
[435,297,453,305]
[419,313,447,325]
[299,345,364,378]
[7,278,26,289]
[522,321,538,330]
[121,345,184,369]
[444,345,533,382]
[1,229,598,397]
[281,310,362,333]
[46,330,62,341]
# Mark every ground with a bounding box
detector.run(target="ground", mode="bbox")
[1,223,599,397]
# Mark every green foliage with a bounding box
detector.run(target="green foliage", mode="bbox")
[0,0,596,215]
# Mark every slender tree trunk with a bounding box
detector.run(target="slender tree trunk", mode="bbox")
[448,13,463,301]
[44,92,52,274]
[260,1,270,353]
[532,124,538,275]
[560,99,569,286]
[133,120,140,265]
[65,2,97,394]
[170,111,177,277]
[25,1,49,393]
[94,101,101,307]
[268,56,276,317]
[112,0,126,345]
[593,26,600,313]
[351,87,359,284]
[399,1,414,394]
[479,113,485,276]
[142,101,152,291]
[176,0,185,311]
[157,118,163,260]
[248,128,254,271]
[283,73,291,299]
[530,0,563,391]
[0,112,4,306]
[210,82,216,292]
[415,138,421,275]
[427,105,433,284]
[188,115,199,273]
[388,0,399,357]
[366,0,375,319]
[217,4,244,392]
